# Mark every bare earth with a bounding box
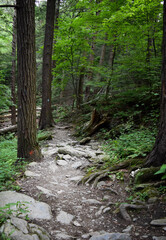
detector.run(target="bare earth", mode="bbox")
[18,124,166,240]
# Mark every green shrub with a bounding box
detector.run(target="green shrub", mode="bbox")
[155,164,166,180]
[102,128,156,166]
[0,135,25,191]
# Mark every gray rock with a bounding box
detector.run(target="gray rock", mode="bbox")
[0,217,50,240]
[82,199,101,204]
[0,191,52,220]
[153,237,166,240]
[89,232,131,240]
[36,186,56,197]
[73,220,81,227]
[56,160,68,166]
[48,163,58,172]
[71,161,83,169]
[97,181,106,188]
[56,232,74,239]
[82,233,91,239]
[122,225,134,233]
[24,170,41,177]
[150,218,166,226]
[148,197,158,204]
[28,162,38,167]
[62,154,71,161]
[80,137,91,145]
[69,176,84,182]
[11,217,28,234]
[29,223,50,240]
[56,210,74,225]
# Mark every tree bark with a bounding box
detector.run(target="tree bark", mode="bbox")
[76,68,84,109]
[10,12,17,125]
[106,45,116,100]
[16,0,41,161]
[145,0,166,167]
[85,41,95,100]
[39,0,56,130]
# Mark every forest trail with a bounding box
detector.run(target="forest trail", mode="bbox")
[14,124,165,239]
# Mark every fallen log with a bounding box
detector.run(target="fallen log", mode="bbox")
[0,125,17,135]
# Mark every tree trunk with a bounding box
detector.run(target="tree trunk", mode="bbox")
[85,41,95,100]
[106,45,116,100]
[145,0,166,167]
[10,12,17,125]
[76,68,84,109]
[16,0,41,161]
[39,0,56,130]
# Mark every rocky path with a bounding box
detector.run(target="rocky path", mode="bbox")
[0,124,166,240]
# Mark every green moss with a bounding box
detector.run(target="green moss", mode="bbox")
[134,167,160,184]
[141,187,160,198]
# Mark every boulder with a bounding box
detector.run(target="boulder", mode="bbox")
[0,191,52,220]
[0,217,50,240]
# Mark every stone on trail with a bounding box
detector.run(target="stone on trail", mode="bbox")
[69,175,84,182]
[82,199,101,205]
[89,232,131,240]
[28,162,38,167]
[71,161,83,169]
[58,145,95,158]
[48,162,58,172]
[36,186,56,197]
[0,217,50,240]
[24,170,41,177]
[153,237,166,240]
[0,191,52,220]
[80,137,91,145]
[56,159,68,166]
[56,210,74,225]
[150,218,166,226]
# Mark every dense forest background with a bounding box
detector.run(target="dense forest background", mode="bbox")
[0,0,166,191]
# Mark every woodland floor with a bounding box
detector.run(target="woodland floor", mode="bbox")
[9,124,166,239]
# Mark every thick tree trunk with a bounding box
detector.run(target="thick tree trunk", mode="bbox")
[10,12,17,125]
[16,0,41,161]
[145,0,166,167]
[39,0,56,130]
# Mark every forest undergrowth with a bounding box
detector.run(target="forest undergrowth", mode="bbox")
[0,87,166,202]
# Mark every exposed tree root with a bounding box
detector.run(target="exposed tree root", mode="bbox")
[78,158,139,187]
[119,203,148,222]
[92,171,109,188]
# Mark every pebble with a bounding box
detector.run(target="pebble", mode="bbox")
[122,225,134,233]
[73,221,81,227]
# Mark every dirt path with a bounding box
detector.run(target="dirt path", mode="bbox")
[18,124,166,240]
